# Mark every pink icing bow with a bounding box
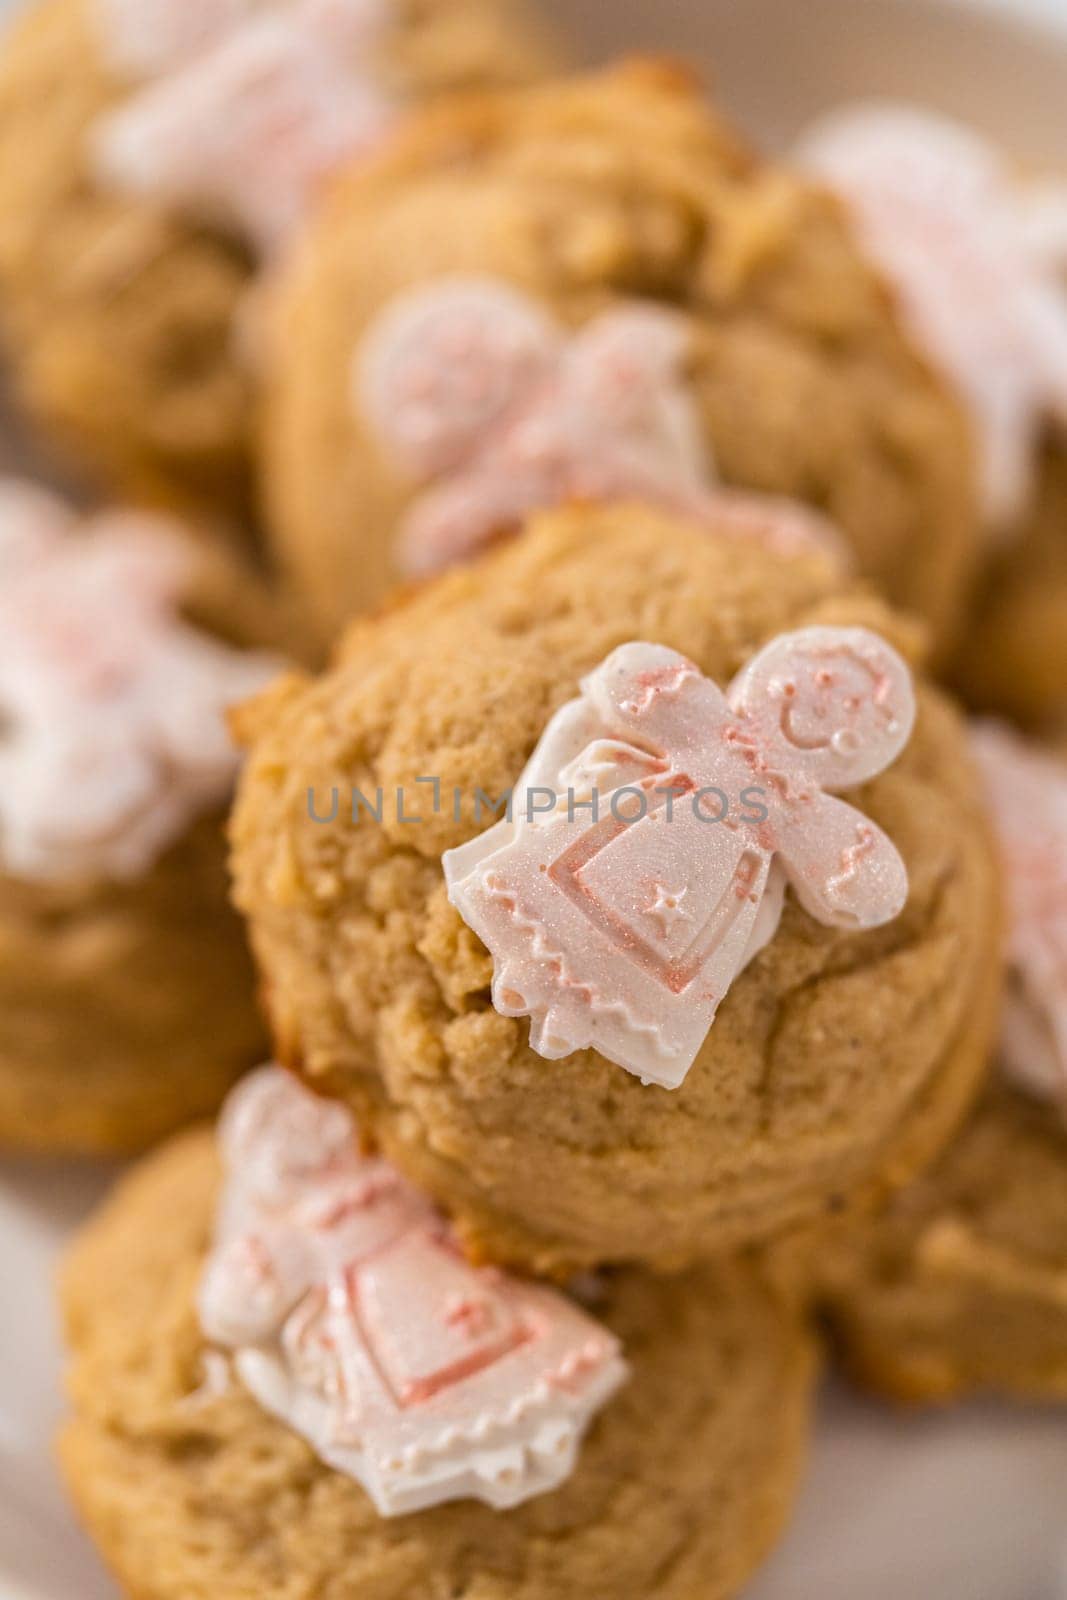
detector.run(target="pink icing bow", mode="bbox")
[356,276,849,577]
[199,1067,627,1516]
[971,723,1067,1113]
[0,482,279,882]
[444,628,915,1088]
[92,0,395,252]
[799,104,1067,531]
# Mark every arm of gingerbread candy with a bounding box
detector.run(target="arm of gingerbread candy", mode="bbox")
[198,1221,316,1348]
[396,462,555,579]
[579,641,731,767]
[778,791,909,929]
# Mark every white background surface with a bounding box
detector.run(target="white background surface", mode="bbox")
[1,0,1065,1596]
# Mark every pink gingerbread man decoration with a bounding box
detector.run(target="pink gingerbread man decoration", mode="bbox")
[199,1067,627,1516]
[799,103,1067,531]
[971,723,1067,1114]
[93,0,281,78]
[0,482,279,882]
[444,628,915,1089]
[92,0,396,253]
[356,275,849,577]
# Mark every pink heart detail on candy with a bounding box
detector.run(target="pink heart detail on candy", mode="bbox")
[444,629,915,1088]
[356,276,850,577]
[199,1067,628,1516]
[971,723,1067,1116]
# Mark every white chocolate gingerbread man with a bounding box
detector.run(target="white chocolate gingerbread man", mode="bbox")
[799,104,1067,531]
[199,1067,627,1516]
[0,483,279,882]
[92,0,395,252]
[971,723,1067,1114]
[356,275,849,576]
[444,628,915,1088]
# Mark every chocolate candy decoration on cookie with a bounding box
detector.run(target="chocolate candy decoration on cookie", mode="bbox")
[445,627,915,1088]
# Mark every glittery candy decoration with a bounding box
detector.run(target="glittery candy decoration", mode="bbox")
[93,0,280,78]
[798,103,1067,531]
[0,481,280,882]
[92,0,395,252]
[971,723,1067,1114]
[444,628,914,1089]
[199,1067,628,1516]
[356,275,851,576]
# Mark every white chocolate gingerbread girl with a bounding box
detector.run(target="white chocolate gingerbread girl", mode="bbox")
[356,275,850,577]
[199,1066,627,1516]
[0,483,278,882]
[91,0,396,251]
[445,627,915,1088]
[799,104,1067,531]
[972,723,1067,1114]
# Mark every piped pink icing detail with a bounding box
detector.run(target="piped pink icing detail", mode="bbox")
[199,1067,628,1516]
[355,276,851,576]
[971,723,1067,1114]
[92,0,395,253]
[443,628,915,1088]
[0,482,280,882]
[798,104,1067,531]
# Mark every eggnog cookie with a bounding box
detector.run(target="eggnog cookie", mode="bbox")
[260,61,979,649]
[799,104,1067,726]
[821,726,1067,1401]
[0,481,283,1153]
[820,1082,1067,1403]
[0,0,554,519]
[59,1069,817,1600]
[230,500,1000,1274]
[953,444,1067,725]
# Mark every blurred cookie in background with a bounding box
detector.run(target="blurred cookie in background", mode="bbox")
[820,727,1067,1402]
[259,61,981,654]
[0,478,287,1153]
[0,0,558,525]
[799,103,1067,728]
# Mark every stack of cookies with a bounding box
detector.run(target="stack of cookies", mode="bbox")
[0,2,1061,1597]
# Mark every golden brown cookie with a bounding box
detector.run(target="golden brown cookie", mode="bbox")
[794,103,1067,730]
[0,0,555,520]
[59,1123,817,1600]
[952,442,1067,727]
[230,500,1001,1274]
[819,1080,1067,1403]
[260,61,980,652]
[0,488,290,1154]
